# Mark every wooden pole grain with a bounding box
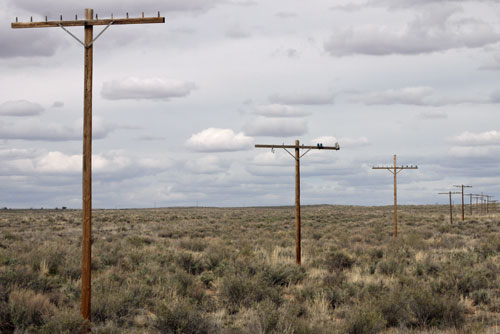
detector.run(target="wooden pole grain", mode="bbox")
[295,140,301,265]
[81,8,93,322]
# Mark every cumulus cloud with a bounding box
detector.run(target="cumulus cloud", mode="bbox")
[0,100,44,116]
[448,130,500,146]
[244,117,308,137]
[254,104,310,118]
[101,77,196,100]
[352,86,492,106]
[312,135,370,148]
[268,92,335,105]
[185,128,253,152]
[324,4,500,56]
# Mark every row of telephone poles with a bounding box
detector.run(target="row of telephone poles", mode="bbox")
[438,185,496,224]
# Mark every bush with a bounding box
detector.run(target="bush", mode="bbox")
[155,300,215,334]
[9,289,54,330]
[344,304,386,334]
[38,309,88,334]
[324,251,355,272]
[471,289,490,306]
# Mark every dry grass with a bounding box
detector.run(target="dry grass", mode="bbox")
[0,205,499,333]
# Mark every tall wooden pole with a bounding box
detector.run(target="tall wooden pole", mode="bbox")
[449,192,453,225]
[372,155,417,238]
[81,8,93,322]
[438,191,460,225]
[255,141,339,265]
[393,154,397,238]
[469,194,473,216]
[295,140,301,265]
[454,184,471,221]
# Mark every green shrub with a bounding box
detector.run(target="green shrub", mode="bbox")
[38,309,87,334]
[344,304,386,334]
[9,289,54,330]
[324,251,355,272]
[175,252,206,275]
[471,289,490,305]
[408,288,464,329]
[155,300,215,334]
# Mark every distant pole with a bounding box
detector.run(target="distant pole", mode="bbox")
[255,140,340,264]
[453,184,471,221]
[393,155,397,237]
[438,191,461,224]
[294,140,301,265]
[372,154,418,237]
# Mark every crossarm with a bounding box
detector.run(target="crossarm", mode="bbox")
[255,144,340,150]
[12,16,164,28]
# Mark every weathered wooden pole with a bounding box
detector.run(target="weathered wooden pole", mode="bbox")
[454,184,471,221]
[81,8,93,321]
[11,10,164,326]
[254,141,340,265]
[372,155,417,237]
[393,154,397,237]
[438,191,460,224]
[295,140,301,264]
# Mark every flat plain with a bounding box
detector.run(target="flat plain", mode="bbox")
[0,205,499,333]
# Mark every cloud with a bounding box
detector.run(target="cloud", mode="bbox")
[312,135,370,148]
[0,100,44,116]
[134,134,166,141]
[0,117,124,141]
[352,86,493,106]
[244,118,308,137]
[269,92,335,105]
[448,145,500,159]
[448,130,500,146]
[52,101,64,108]
[418,110,447,119]
[275,11,297,18]
[185,155,230,174]
[0,28,64,58]
[225,25,251,39]
[185,128,253,152]
[324,4,500,56]
[101,77,196,100]
[254,104,310,118]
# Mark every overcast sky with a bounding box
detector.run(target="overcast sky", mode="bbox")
[1,0,500,208]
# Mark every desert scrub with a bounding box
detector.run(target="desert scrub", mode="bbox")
[344,303,386,334]
[154,299,216,334]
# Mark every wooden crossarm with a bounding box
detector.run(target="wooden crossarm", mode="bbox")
[255,144,340,150]
[12,16,165,29]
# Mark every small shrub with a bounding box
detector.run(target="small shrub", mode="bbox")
[471,289,490,305]
[38,308,88,334]
[155,300,214,334]
[9,289,54,329]
[344,304,386,334]
[324,250,355,272]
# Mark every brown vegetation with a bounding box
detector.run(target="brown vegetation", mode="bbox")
[0,205,499,333]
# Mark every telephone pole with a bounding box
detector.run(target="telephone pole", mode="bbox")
[12,9,164,324]
[255,140,340,265]
[438,191,461,224]
[485,195,494,214]
[453,184,472,221]
[372,155,418,237]
[465,193,474,216]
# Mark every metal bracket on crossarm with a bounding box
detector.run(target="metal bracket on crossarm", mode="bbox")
[58,21,114,48]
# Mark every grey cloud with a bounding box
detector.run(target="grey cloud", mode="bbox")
[254,104,310,118]
[243,117,308,137]
[325,3,500,56]
[417,110,447,119]
[0,118,125,141]
[352,86,497,107]
[447,130,500,146]
[0,29,64,58]
[269,92,335,105]
[101,77,196,100]
[0,100,44,116]
[52,101,64,108]
[225,25,251,39]
[275,12,297,18]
